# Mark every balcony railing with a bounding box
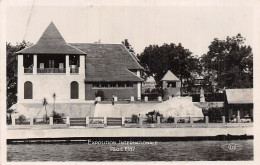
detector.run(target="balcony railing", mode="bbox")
[37,68,66,73]
[24,68,33,73]
[70,68,79,73]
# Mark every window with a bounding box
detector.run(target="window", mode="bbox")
[70,81,79,99]
[92,82,134,88]
[126,82,133,87]
[110,82,117,88]
[167,82,176,88]
[100,82,108,88]
[93,82,100,88]
[49,60,54,68]
[24,81,33,99]
[118,82,125,88]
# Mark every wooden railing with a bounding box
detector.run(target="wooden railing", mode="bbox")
[37,68,66,73]
[70,68,79,73]
[24,68,33,73]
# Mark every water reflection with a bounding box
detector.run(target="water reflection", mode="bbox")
[7,140,253,161]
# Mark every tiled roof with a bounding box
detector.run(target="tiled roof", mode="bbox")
[70,43,143,82]
[161,70,180,81]
[226,88,253,104]
[17,22,86,55]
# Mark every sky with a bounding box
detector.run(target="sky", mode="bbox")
[6,0,254,56]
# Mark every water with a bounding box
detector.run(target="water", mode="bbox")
[7,140,253,161]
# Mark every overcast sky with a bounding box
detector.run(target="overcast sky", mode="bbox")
[6,0,254,56]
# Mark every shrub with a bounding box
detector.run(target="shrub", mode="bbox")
[145,110,163,123]
[131,114,138,123]
[165,116,175,123]
[53,111,65,124]
[16,115,30,125]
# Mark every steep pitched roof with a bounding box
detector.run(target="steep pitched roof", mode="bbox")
[70,43,143,82]
[161,70,180,81]
[17,22,86,55]
[226,88,253,104]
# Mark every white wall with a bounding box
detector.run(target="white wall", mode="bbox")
[17,55,86,104]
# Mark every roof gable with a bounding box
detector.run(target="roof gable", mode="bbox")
[161,70,180,81]
[17,22,86,55]
[226,88,253,104]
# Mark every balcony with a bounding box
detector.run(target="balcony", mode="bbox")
[24,68,33,73]
[37,68,66,73]
[70,68,79,74]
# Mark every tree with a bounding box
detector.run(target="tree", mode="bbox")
[201,34,253,89]
[52,93,56,117]
[122,39,135,54]
[6,41,33,110]
[42,97,48,122]
[137,43,201,95]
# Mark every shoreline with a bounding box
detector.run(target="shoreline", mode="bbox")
[7,135,254,144]
[7,126,253,143]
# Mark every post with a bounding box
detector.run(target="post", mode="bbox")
[157,116,160,124]
[104,116,107,127]
[190,117,193,124]
[122,117,125,127]
[237,116,240,123]
[79,55,85,75]
[49,117,53,125]
[30,118,34,126]
[33,54,37,74]
[139,116,142,126]
[66,55,70,75]
[222,116,225,124]
[131,96,135,101]
[144,96,148,102]
[66,116,70,126]
[158,96,162,102]
[137,82,141,100]
[205,116,209,124]
[86,116,89,127]
[12,117,15,126]
[97,97,101,101]
[174,117,178,124]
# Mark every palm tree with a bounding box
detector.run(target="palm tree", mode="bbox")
[52,93,56,117]
[42,97,48,122]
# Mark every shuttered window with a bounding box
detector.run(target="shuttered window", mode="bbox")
[24,81,33,99]
[71,81,79,99]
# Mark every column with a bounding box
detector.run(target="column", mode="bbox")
[157,116,160,124]
[49,117,53,125]
[86,116,89,127]
[33,54,37,74]
[66,116,70,126]
[137,70,140,77]
[137,82,141,100]
[66,55,70,75]
[122,117,125,127]
[79,55,85,75]
[222,116,225,124]
[17,55,24,102]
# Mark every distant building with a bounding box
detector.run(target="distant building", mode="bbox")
[224,88,253,122]
[142,76,156,93]
[161,70,181,99]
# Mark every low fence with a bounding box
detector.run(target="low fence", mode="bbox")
[8,115,253,128]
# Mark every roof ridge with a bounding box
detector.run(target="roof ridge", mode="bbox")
[67,43,87,54]
[124,68,143,82]
[120,44,143,69]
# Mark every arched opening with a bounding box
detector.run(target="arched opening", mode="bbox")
[24,81,33,99]
[71,81,79,99]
